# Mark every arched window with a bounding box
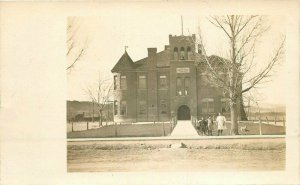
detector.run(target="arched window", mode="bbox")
[187,47,192,60]
[173,47,178,60]
[180,47,185,60]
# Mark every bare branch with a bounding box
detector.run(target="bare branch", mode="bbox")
[242,36,285,93]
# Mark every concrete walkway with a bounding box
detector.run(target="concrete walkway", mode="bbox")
[170,120,199,137]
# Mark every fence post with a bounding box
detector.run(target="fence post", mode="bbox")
[87,122,89,130]
[114,122,117,137]
[283,117,285,127]
[259,119,262,135]
[72,122,74,132]
[163,122,165,136]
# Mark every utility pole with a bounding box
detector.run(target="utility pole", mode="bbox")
[181,16,183,35]
[92,100,94,122]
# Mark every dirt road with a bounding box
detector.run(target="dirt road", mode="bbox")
[67,138,285,172]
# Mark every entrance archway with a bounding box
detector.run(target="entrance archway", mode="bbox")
[177,105,191,120]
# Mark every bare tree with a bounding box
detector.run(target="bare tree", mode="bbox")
[85,75,113,127]
[66,17,88,71]
[197,15,285,135]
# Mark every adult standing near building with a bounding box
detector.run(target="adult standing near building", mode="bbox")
[207,116,213,136]
[216,112,226,136]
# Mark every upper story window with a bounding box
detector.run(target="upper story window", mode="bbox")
[120,76,127,90]
[200,73,209,86]
[173,47,178,60]
[113,75,117,90]
[180,47,185,60]
[138,75,147,89]
[176,77,183,96]
[184,77,190,95]
[201,98,214,113]
[120,100,127,116]
[159,75,168,89]
[187,47,192,60]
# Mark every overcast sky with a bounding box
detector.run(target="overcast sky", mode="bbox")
[67,13,285,106]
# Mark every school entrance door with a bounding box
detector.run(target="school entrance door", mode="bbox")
[177,105,191,120]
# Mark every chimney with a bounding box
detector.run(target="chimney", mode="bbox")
[147,48,157,57]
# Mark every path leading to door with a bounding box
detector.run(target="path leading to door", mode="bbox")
[171,120,199,137]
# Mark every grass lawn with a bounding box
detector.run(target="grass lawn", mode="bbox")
[67,121,285,138]
[67,123,172,138]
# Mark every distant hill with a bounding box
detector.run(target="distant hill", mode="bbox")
[67,100,113,120]
[67,100,285,121]
[246,103,285,113]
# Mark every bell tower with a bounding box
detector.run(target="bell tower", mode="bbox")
[169,34,196,61]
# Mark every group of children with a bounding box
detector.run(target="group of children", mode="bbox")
[196,113,227,136]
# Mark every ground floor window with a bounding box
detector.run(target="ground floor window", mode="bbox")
[201,98,214,113]
[139,100,147,115]
[221,98,230,113]
[120,101,127,116]
[160,100,167,114]
[114,100,118,115]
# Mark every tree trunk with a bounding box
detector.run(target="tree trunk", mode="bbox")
[239,96,248,121]
[230,103,239,135]
[99,110,102,127]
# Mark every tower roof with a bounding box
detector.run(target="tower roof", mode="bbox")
[111,51,136,72]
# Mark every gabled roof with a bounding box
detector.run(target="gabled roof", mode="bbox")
[111,51,136,72]
[134,50,170,70]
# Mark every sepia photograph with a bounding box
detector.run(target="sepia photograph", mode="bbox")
[67,14,286,172]
[0,1,299,185]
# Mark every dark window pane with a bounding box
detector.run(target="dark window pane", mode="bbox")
[113,75,117,90]
[120,101,127,116]
[159,75,168,89]
[139,101,147,115]
[176,77,183,95]
[120,76,127,90]
[114,101,118,115]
